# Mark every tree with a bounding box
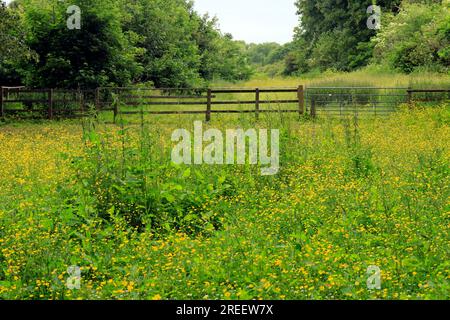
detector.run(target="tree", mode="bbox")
[291,0,402,73]
[122,0,251,87]
[4,0,251,88]
[372,1,449,73]
[0,1,35,85]
[18,0,143,88]
[122,0,204,88]
[245,43,282,66]
[0,2,30,61]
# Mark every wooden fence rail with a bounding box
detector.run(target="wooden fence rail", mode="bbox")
[1,86,449,121]
[97,86,305,122]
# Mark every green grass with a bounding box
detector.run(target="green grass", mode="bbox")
[215,68,450,89]
[0,100,449,300]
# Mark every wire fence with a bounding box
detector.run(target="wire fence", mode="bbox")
[305,87,411,116]
[1,86,448,121]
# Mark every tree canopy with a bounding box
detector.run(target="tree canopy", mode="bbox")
[0,0,252,88]
[0,0,448,88]
[281,0,448,75]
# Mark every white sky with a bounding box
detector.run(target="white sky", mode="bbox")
[194,0,298,44]
[3,0,299,44]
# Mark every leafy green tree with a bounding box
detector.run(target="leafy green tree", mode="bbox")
[122,0,251,87]
[122,0,204,88]
[242,42,294,77]
[0,2,31,61]
[245,43,282,66]
[199,34,251,82]
[188,13,251,82]
[2,0,252,88]
[372,1,449,72]
[18,0,143,88]
[291,0,402,73]
[0,1,36,85]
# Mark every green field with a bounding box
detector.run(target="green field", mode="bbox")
[0,79,449,299]
[1,0,449,303]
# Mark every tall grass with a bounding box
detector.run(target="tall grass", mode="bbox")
[0,102,449,299]
[0,67,449,300]
[215,68,450,89]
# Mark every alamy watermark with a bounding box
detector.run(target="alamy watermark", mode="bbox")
[171,121,280,176]
[61,3,380,32]
[366,265,382,290]
[367,5,382,30]
[66,265,81,290]
[55,1,81,30]
[66,4,81,30]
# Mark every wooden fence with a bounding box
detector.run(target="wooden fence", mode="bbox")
[97,86,305,122]
[1,86,449,121]
[0,87,96,119]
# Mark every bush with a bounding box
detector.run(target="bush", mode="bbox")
[372,2,450,73]
[71,121,235,236]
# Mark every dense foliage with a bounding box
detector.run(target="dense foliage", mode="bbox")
[0,0,252,88]
[1,104,449,299]
[0,2,36,85]
[372,1,450,73]
[266,0,449,76]
[0,0,448,87]
[0,0,449,303]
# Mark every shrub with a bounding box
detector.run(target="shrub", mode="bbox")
[71,121,235,236]
[373,2,450,73]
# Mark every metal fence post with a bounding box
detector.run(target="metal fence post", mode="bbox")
[0,87,4,118]
[48,89,54,119]
[206,89,212,122]
[255,88,260,120]
[113,95,119,124]
[311,95,316,118]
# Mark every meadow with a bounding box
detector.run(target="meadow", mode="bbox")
[225,68,450,89]
[0,73,449,300]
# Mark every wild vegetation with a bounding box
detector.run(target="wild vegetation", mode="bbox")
[245,0,449,77]
[0,0,449,302]
[1,0,449,87]
[0,0,252,88]
[0,100,449,299]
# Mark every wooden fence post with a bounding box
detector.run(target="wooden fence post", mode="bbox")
[298,85,304,116]
[48,88,54,119]
[206,89,212,122]
[407,88,412,105]
[0,87,4,118]
[255,88,260,120]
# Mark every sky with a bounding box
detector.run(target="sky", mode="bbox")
[194,0,298,44]
[3,0,299,44]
